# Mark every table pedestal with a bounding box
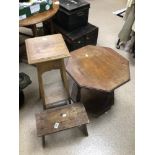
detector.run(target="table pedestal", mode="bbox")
[71,82,114,117]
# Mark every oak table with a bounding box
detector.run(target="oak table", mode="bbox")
[35,103,89,147]
[25,34,71,109]
[66,45,130,116]
[19,0,60,36]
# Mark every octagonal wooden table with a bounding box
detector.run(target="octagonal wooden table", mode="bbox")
[66,45,130,116]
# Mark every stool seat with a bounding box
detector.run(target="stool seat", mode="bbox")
[35,103,89,147]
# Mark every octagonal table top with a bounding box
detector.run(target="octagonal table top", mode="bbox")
[66,45,130,92]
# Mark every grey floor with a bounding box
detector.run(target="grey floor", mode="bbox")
[19,0,135,155]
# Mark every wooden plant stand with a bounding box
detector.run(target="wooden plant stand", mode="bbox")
[25,34,71,109]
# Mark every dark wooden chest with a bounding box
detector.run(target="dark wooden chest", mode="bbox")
[54,0,90,31]
[53,23,98,51]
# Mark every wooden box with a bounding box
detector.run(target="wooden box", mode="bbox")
[53,23,99,51]
[54,0,90,31]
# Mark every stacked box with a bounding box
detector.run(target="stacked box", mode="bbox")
[54,23,98,51]
[53,0,99,52]
[19,0,53,20]
[54,0,90,31]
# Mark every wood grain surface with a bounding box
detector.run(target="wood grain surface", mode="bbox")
[19,0,60,27]
[25,34,70,64]
[35,103,89,136]
[66,45,130,92]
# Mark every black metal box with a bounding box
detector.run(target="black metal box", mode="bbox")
[53,22,99,51]
[54,0,90,31]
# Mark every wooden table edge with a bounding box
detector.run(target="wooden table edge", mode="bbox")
[66,70,130,92]
[27,54,70,65]
[36,121,89,137]
[19,0,60,27]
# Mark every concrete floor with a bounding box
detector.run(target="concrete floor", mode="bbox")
[19,0,135,155]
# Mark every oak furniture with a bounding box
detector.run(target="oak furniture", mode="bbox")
[25,34,71,109]
[66,45,130,116]
[35,103,89,147]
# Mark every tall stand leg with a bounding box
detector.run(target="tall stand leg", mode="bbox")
[37,66,46,110]
[60,60,71,104]
[37,67,42,99]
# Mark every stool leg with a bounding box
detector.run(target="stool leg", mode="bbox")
[79,124,88,136]
[42,136,45,147]
[71,82,81,102]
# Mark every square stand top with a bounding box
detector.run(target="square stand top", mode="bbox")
[25,34,70,64]
[35,103,89,137]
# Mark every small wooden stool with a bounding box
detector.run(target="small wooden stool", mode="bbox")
[25,34,71,109]
[35,103,89,147]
